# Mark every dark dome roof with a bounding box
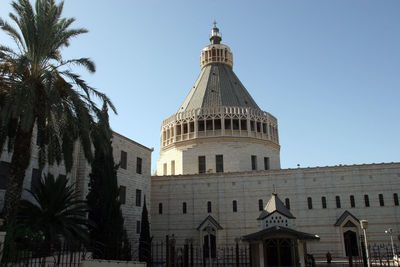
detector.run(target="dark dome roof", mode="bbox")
[179,63,260,112]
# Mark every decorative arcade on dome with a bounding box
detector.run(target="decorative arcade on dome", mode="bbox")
[157,24,281,176]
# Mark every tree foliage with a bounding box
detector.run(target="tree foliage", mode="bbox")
[139,196,152,264]
[0,0,115,223]
[87,105,131,260]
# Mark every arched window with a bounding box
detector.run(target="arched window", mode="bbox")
[183,202,187,214]
[336,196,341,208]
[321,196,327,209]
[285,198,290,210]
[258,199,264,211]
[350,195,355,208]
[158,203,163,214]
[394,193,399,206]
[364,195,370,207]
[207,201,212,213]
[232,200,237,212]
[307,197,313,209]
[379,194,384,206]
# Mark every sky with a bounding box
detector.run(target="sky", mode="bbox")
[1,0,399,173]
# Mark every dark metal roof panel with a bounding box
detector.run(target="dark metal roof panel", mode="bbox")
[242,226,320,242]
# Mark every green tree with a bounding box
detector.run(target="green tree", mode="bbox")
[87,105,130,260]
[0,0,115,224]
[139,196,152,264]
[16,174,89,245]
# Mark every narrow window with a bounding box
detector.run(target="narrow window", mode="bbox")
[379,194,384,206]
[30,168,41,193]
[207,201,212,213]
[163,163,167,175]
[258,199,264,211]
[264,157,270,170]
[120,151,127,169]
[216,155,224,173]
[119,186,126,204]
[171,160,175,175]
[364,195,370,207]
[394,193,399,206]
[159,203,163,214]
[350,195,355,208]
[307,197,313,209]
[183,202,187,214]
[336,196,341,208]
[136,189,142,207]
[240,120,247,130]
[199,156,206,174]
[136,221,141,234]
[285,198,290,210]
[0,161,10,190]
[136,157,142,174]
[321,196,327,209]
[232,200,237,212]
[251,155,257,170]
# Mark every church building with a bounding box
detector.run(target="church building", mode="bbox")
[151,24,400,260]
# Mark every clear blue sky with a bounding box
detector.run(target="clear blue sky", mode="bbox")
[1,0,399,173]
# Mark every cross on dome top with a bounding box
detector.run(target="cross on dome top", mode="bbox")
[210,21,222,44]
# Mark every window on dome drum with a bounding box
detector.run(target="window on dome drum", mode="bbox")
[394,193,399,206]
[206,120,213,130]
[307,197,313,209]
[136,157,142,174]
[171,160,175,175]
[232,119,239,130]
[0,161,10,190]
[207,201,212,213]
[216,155,224,173]
[163,163,167,175]
[251,155,257,170]
[183,202,187,214]
[233,200,237,212]
[30,168,41,193]
[136,221,140,234]
[321,196,327,209]
[258,199,264,211]
[224,119,231,130]
[379,194,384,206]
[350,195,355,208]
[136,189,141,207]
[214,119,221,130]
[241,120,247,130]
[264,157,270,170]
[158,203,163,214]
[119,186,126,205]
[199,156,206,174]
[364,195,370,207]
[198,120,205,131]
[120,150,127,169]
[285,198,290,210]
[336,196,341,208]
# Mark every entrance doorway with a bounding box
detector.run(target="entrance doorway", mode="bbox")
[344,230,359,257]
[264,238,297,267]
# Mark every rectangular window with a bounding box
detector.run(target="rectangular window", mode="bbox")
[136,157,142,174]
[159,203,163,214]
[120,151,127,169]
[379,194,384,206]
[0,161,10,190]
[136,221,141,234]
[264,157,270,170]
[258,199,264,211]
[364,195,370,207]
[285,198,290,210]
[31,168,41,193]
[394,193,399,206]
[216,155,224,173]
[336,196,341,208]
[163,163,167,175]
[233,200,237,212]
[119,186,126,204]
[183,202,187,214]
[321,196,327,209]
[251,155,257,170]
[136,189,142,207]
[199,156,206,174]
[207,201,212,213]
[350,195,355,208]
[171,160,175,175]
[307,197,313,209]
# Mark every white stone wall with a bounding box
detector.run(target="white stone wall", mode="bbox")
[156,137,280,175]
[151,163,400,259]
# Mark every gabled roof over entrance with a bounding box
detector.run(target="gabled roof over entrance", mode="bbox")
[334,210,360,226]
[258,193,295,220]
[197,215,223,230]
[242,225,320,242]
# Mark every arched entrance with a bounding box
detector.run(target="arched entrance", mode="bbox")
[344,230,359,257]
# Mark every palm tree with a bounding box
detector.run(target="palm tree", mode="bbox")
[0,0,115,224]
[17,174,89,245]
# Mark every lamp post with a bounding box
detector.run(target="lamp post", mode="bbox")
[385,228,395,257]
[361,220,370,267]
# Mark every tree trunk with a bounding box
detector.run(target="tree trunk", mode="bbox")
[3,125,34,225]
